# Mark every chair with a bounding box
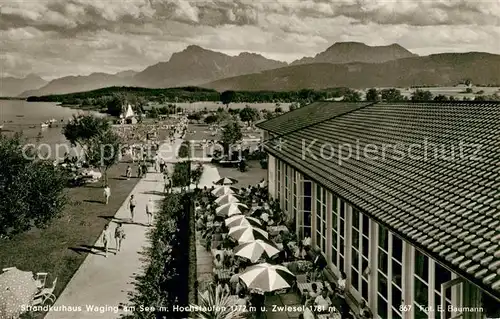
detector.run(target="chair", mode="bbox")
[32,277,57,306]
[35,272,48,289]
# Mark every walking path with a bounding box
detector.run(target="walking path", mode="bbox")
[45,138,183,319]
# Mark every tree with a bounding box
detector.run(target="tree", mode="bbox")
[380,88,404,102]
[63,114,110,151]
[434,95,448,101]
[411,89,433,101]
[344,90,362,102]
[220,121,242,154]
[85,129,122,183]
[220,90,235,108]
[106,95,124,117]
[63,115,119,183]
[0,134,67,237]
[204,115,218,125]
[239,106,260,125]
[171,162,191,190]
[365,88,380,102]
[275,106,283,113]
[191,164,204,189]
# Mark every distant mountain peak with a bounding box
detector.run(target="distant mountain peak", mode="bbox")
[292,41,416,66]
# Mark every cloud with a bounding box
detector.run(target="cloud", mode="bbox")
[1,0,499,79]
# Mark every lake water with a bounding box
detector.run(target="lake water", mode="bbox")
[0,100,101,159]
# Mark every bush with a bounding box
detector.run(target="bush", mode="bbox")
[177,141,191,159]
[124,193,194,318]
[0,134,67,237]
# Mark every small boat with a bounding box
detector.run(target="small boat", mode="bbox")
[0,125,3,130]
[49,119,57,123]
[41,122,49,128]
[16,115,24,117]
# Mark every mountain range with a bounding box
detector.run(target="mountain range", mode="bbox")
[2,42,499,96]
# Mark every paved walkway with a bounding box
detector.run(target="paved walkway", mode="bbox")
[46,138,183,319]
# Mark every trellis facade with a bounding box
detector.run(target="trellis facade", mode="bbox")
[259,101,500,319]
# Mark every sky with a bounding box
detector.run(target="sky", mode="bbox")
[1,0,500,79]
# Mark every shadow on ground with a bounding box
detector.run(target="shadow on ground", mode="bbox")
[142,190,165,196]
[69,244,104,255]
[98,215,150,227]
[84,199,103,204]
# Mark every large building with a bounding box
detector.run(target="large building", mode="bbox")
[256,101,500,319]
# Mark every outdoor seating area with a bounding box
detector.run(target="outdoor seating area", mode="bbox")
[194,178,359,318]
[0,267,57,318]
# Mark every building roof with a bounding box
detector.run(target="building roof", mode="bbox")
[261,101,500,300]
[257,101,372,135]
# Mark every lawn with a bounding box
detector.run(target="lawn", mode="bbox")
[216,160,267,188]
[0,161,141,307]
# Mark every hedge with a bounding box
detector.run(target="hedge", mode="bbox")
[124,193,194,318]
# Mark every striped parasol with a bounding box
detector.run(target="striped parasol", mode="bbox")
[225,215,262,228]
[234,240,280,263]
[228,226,268,243]
[238,263,296,292]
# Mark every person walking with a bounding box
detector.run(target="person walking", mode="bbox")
[129,195,136,221]
[164,174,170,194]
[101,224,111,257]
[159,159,165,173]
[126,165,131,180]
[146,198,154,226]
[137,164,142,178]
[103,185,111,204]
[114,222,125,253]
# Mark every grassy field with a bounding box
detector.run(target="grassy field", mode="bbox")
[0,161,141,303]
[216,160,267,188]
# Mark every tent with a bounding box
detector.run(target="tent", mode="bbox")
[124,104,135,118]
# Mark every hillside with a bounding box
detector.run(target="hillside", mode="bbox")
[20,71,137,97]
[132,45,287,88]
[0,74,47,97]
[292,42,417,65]
[203,52,500,91]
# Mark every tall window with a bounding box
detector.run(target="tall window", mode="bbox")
[276,160,281,200]
[284,165,290,214]
[377,225,389,319]
[331,196,339,268]
[414,249,429,319]
[315,185,327,255]
[351,210,370,301]
[302,176,312,238]
[338,200,346,272]
[377,226,405,319]
[434,263,452,318]
[292,170,298,232]
[391,235,403,318]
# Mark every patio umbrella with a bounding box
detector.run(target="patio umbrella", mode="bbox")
[215,194,241,206]
[217,203,249,217]
[214,177,238,185]
[239,263,296,292]
[225,215,262,228]
[234,240,280,263]
[211,186,239,197]
[0,268,38,318]
[228,226,269,243]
